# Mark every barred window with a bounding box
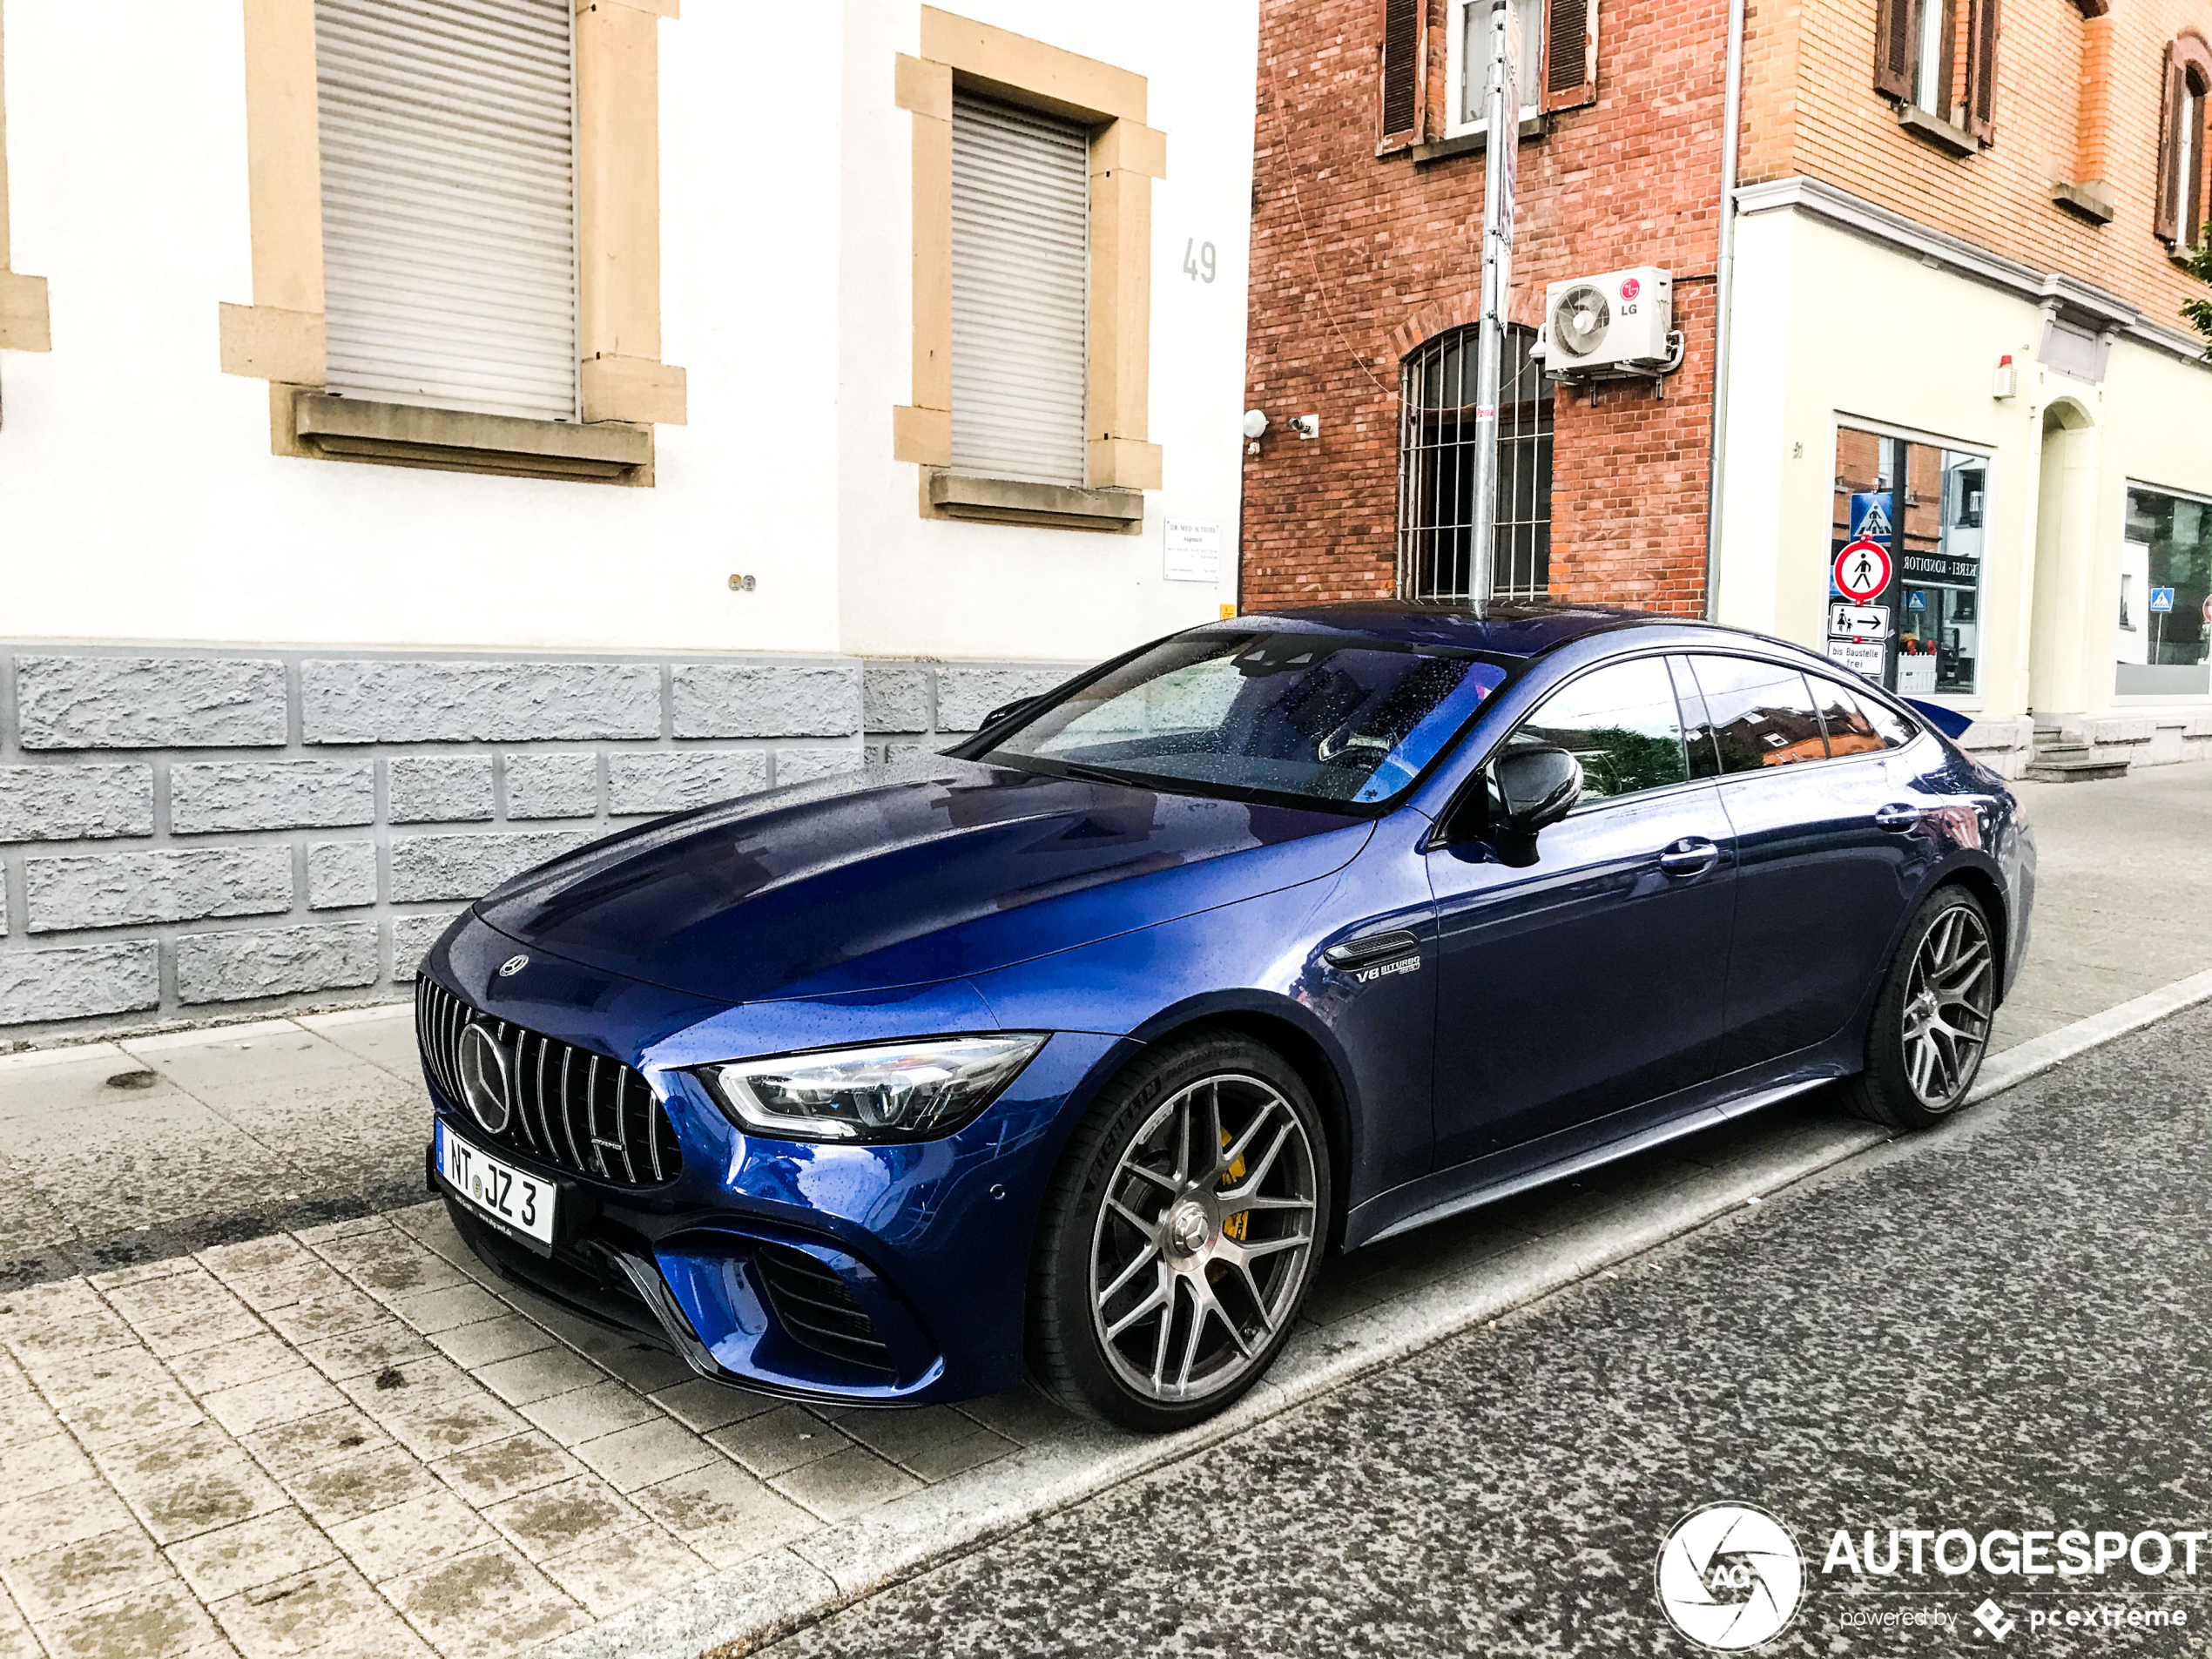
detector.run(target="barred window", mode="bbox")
[1396,324,1554,604]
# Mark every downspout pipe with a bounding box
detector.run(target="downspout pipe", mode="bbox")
[1703,0,1748,620]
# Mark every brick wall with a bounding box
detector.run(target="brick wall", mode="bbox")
[0,649,1071,1043]
[1243,0,1731,612]
[1742,0,2212,328]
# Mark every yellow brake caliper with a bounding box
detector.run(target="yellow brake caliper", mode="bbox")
[1219,1129,1249,1242]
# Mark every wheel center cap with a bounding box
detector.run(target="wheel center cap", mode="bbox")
[1166,1198,1212,1256]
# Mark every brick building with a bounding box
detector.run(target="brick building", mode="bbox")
[1243,0,2212,780]
[1241,0,1734,614]
[1716,0,2212,775]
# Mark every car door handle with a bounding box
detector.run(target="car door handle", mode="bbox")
[1873,803,1924,833]
[1657,838,1720,877]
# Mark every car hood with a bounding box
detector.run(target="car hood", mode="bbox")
[474,755,1373,1006]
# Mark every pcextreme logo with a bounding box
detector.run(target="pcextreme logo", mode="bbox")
[1656,1502,1806,1651]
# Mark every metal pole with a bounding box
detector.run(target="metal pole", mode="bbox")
[1468,0,1519,617]
[1702,0,1748,620]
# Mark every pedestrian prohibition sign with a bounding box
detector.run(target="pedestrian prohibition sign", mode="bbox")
[1833,539,1892,603]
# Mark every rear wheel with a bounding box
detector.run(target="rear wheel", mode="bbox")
[1028,1033,1330,1431]
[1846,887,1998,1130]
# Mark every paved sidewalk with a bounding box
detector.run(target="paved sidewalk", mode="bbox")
[0,761,2198,1658]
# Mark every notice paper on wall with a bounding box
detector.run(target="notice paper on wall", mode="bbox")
[1164,520,1222,583]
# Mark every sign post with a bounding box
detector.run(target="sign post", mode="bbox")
[1466,0,1520,618]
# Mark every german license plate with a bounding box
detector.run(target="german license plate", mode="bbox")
[436,1120,556,1245]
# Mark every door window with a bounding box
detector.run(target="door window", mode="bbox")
[1501,657,1689,803]
[1809,674,1916,752]
[1683,657,1828,773]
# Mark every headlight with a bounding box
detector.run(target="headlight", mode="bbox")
[696,1035,1048,1143]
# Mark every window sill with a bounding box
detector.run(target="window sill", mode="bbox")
[1893,103,1980,158]
[2049,179,2115,225]
[1410,114,1548,164]
[283,391,654,485]
[926,471,1145,532]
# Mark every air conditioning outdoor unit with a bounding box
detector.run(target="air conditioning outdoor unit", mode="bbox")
[1536,266,1682,378]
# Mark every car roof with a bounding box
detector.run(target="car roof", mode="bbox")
[1226,599,1710,658]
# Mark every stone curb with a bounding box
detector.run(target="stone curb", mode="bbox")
[535,968,2212,1659]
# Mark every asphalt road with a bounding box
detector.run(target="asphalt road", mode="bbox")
[764,1002,2212,1658]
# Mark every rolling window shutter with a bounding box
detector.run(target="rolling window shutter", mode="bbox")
[1541,0,1598,112]
[315,0,580,423]
[1964,0,2000,140]
[1873,0,1914,99]
[2156,44,2185,241]
[1379,0,1426,145]
[949,92,1089,489]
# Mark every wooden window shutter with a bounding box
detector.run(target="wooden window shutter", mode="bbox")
[1873,0,1915,100]
[1379,0,1427,148]
[2156,42,2185,241]
[1542,0,1599,113]
[1963,0,2000,140]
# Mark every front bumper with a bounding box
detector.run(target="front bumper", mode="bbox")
[423,911,1130,1406]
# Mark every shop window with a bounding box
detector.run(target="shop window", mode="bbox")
[1397,324,1553,603]
[2116,487,2212,698]
[1828,427,1986,698]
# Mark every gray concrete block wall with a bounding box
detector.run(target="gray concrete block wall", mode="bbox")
[0,646,1078,1043]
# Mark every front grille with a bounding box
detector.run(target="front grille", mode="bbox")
[417,977,682,1188]
[755,1243,892,1372]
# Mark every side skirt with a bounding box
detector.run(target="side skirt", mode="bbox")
[1345,1055,1852,1251]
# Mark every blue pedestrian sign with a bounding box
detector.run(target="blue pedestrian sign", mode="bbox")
[1849,492,1894,544]
[1906,590,1928,611]
[2150,587,2175,612]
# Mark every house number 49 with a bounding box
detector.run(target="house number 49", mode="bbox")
[1183,239,1217,283]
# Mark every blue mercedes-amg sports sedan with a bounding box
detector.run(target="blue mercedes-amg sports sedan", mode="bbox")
[417,604,2034,1430]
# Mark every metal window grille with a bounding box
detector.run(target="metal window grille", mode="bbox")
[1396,325,1554,604]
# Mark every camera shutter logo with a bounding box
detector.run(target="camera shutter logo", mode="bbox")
[1656,1502,1805,1650]
[456,1024,515,1136]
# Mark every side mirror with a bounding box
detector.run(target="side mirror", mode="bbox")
[981,696,1040,730]
[1492,745,1583,836]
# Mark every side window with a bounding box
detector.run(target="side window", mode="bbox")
[1857,691,1919,751]
[1684,657,1829,773]
[1809,677,1885,758]
[1502,657,1689,803]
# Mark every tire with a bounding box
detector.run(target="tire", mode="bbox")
[1027,1031,1332,1432]
[1845,886,1999,1131]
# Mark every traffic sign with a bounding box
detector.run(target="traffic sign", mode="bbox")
[1833,539,1893,604]
[2150,586,2175,613]
[1828,603,1892,639]
[1906,590,1927,611]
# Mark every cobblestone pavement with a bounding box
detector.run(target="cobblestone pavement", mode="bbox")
[763,1001,2212,1659]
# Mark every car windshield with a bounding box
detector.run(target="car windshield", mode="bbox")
[976,630,1508,810]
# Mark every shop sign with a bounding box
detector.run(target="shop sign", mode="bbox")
[1833,540,1893,604]
[1900,552,1980,583]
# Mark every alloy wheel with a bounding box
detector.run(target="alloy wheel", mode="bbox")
[1900,903,1994,1109]
[1089,1074,1318,1403]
